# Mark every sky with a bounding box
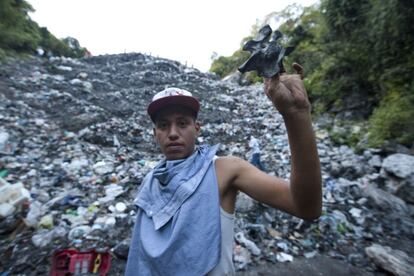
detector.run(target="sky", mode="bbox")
[28,0,317,72]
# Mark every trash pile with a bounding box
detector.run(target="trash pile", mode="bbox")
[1,53,413,275]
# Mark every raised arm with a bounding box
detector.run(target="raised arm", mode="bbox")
[265,63,322,219]
[219,63,322,220]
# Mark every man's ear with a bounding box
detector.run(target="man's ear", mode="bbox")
[195,121,201,136]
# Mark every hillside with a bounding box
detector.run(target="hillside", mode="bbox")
[1,54,413,275]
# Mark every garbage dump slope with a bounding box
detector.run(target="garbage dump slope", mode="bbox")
[1,54,413,275]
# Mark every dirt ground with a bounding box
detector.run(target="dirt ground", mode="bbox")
[236,255,385,276]
[106,254,386,275]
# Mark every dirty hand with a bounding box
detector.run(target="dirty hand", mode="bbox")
[264,63,310,116]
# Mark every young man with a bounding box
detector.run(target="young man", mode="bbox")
[125,63,322,275]
[248,135,265,171]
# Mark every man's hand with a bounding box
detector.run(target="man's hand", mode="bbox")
[264,63,310,116]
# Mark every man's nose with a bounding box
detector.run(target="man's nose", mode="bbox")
[168,125,179,140]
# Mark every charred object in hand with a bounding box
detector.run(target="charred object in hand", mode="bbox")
[238,25,294,78]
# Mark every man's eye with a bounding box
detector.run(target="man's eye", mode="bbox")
[178,121,188,127]
[158,122,167,129]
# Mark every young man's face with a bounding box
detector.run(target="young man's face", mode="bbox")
[153,106,200,160]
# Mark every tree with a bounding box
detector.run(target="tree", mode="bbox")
[0,0,88,59]
[0,0,40,56]
[209,0,414,146]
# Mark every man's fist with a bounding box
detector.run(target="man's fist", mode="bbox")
[264,63,310,116]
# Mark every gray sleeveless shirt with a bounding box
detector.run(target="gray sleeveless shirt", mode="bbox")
[207,207,235,275]
[207,156,235,275]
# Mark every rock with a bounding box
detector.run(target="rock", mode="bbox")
[365,244,414,276]
[2,53,414,275]
[382,153,414,179]
[381,142,412,155]
[368,155,382,168]
[362,185,408,213]
[381,153,414,203]
[396,184,414,204]
[236,192,256,213]
[316,114,334,128]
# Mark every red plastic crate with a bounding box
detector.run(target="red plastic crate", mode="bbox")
[50,249,111,276]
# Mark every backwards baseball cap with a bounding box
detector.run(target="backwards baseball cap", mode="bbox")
[147,87,200,122]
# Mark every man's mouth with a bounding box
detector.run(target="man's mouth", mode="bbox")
[166,143,184,151]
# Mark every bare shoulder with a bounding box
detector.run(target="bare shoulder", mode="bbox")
[215,155,245,166]
[214,155,266,188]
[215,155,295,214]
[214,155,247,193]
[215,155,247,176]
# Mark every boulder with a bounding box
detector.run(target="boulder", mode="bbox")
[382,153,414,203]
[365,244,414,276]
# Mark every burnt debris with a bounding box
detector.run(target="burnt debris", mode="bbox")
[238,25,294,78]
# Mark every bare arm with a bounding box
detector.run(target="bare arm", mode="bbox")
[224,63,322,220]
[266,63,322,219]
[281,109,322,219]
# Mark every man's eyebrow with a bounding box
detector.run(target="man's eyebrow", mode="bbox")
[154,113,193,123]
[177,116,191,120]
[155,118,168,124]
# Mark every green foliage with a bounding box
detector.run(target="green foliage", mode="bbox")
[0,48,7,60]
[62,37,87,57]
[210,56,236,78]
[0,0,40,53]
[210,49,249,79]
[311,0,376,109]
[0,0,87,59]
[337,222,348,235]
[329,120,366,148]
[368,89,414,147]
[244,71,262,84]
[317,0,414,146]
[209,4,312,83]
[38,27,86,58]
[296,0,414,147]
[208,0,414,147]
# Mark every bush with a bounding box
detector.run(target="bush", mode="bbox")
[0,0,40,54]
[210,50,249,79]
[0,0,88,60]
[368,89,414,147]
